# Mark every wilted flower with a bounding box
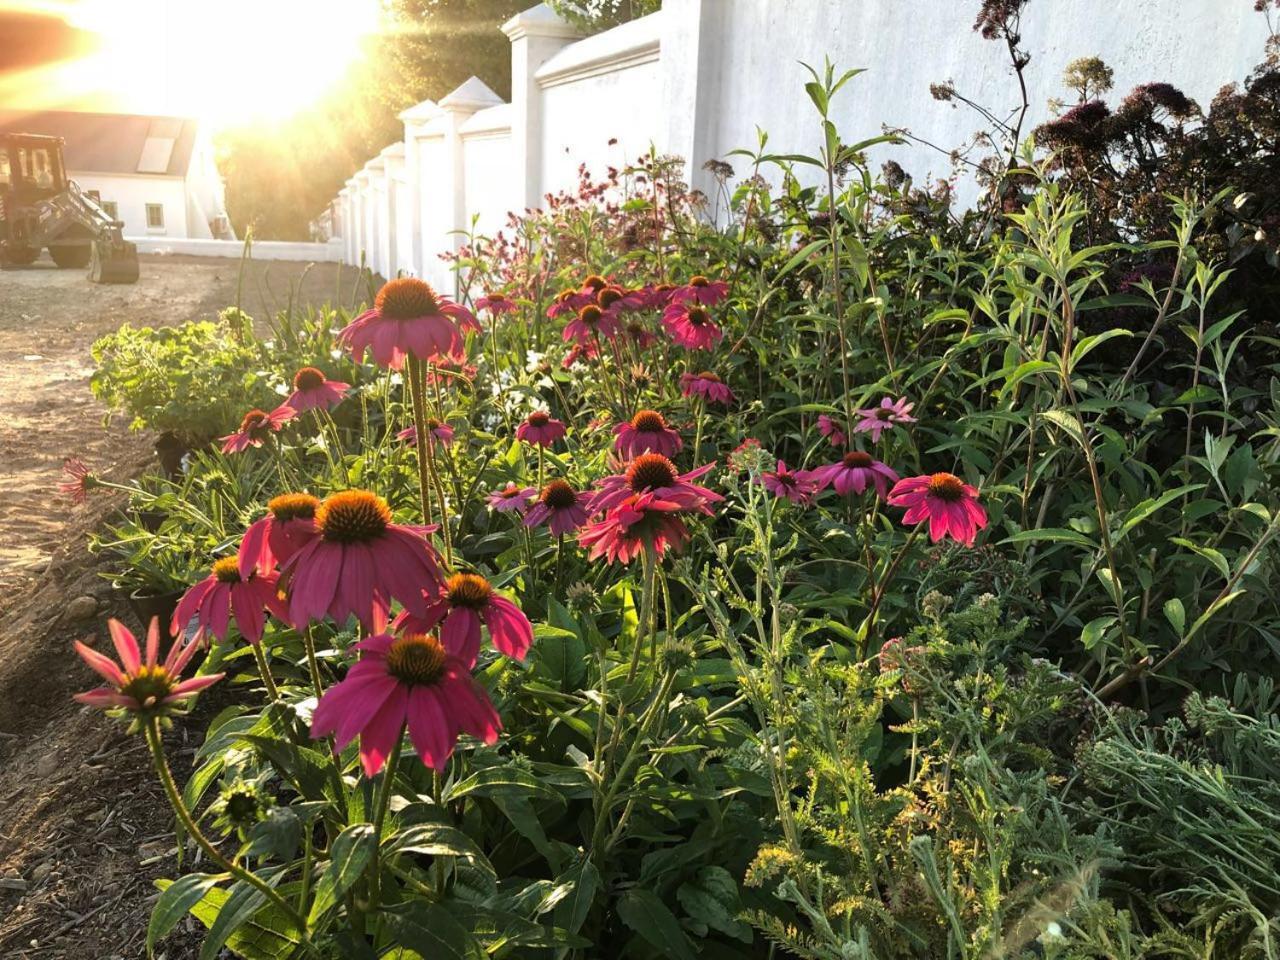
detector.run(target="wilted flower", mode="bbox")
[74,618,221,715]
[310,628,500,776]
[817,414,847,448]
[173,557,288,644]
[285,367,349,413]
[220,406,295,454]
[579,492,692,564]
[888,472,988,546]
[59,457,98,504]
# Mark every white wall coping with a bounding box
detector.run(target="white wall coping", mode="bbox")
[535,10,662,88]
[379,143,406,160]
[460,103,513,136]
[502,3,580,43]
[130,237,343,262]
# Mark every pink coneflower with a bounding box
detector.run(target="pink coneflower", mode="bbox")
[641,284,677,310]
[515,410,566,448]
[338,277,478,370]
[486,483,536,514]
[679,371,735,406]
[758,461,819,505]
[623,320,659,350]
[172,558,287,645]
[285,367,349,413]
[547,287,589,320]
[614,410,682,459]
[74,618,222,715]
[671,275,729,306]
[398,572,533,664]
[888,472,988,546]
[579,492,691,564]
[310,629,500,775]
[596,285,644,316]
[561,342,598,369]
[220,406,294,454]
[662,302,723,351]
[59,457,97,504]
[817,414,846,449]
[237,493,320,578]
[563,304,620,345]
[396,418,455,448]
[589,453,720,516]
[476,291,518,315]
[524,479,589,536]
[812,450,899,499]
[854,397,917,442]
[285,490,444,632]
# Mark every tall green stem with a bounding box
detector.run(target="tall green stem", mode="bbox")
[251,642,279,701]
[367,731,404,913]
[406,355,434,526]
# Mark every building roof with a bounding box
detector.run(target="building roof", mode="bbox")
[0,109,199,177]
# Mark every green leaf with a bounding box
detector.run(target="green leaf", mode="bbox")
[998,359,1057,397]
[1080,616,1116,651]
[446,765,564,804]
[308,823,375,924]
[182,880,300,960]
[676,866,752,942]
[381,901,486,960]
[1186,590,1247,641]
[554,857,602,936]
[532,625,587,691]
[1001,528,1096,549]
[390,822,495,879]
[1114,484,1204,542]
[617,888,697,960]
[148,874,219,956]
[1041,409,1083,444]
[1163,598,1186,636]
[1170,537,1231,579]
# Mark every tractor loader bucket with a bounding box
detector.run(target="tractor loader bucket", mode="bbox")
[89,237,139,284]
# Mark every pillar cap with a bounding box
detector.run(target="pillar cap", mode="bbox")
[501,3,580,42]
[439,76,506,114]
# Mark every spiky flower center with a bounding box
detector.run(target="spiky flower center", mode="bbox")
[774,468,797,487]
[376,277,440,320]
[269,492,319,522]
[485,291,509,303]
[874,407,894,420]
[597,286,624,308]
[446,573,492,609]
[427,417,443,431]
[317,490,391,543]
[693,371,720,383]
[293,367,327,391]
[385,633,447,686]
[542,479,578,509]
[689,275,710,287]
[239,409,272,436]
[527,411,551,427]
[927,473,966,502]
[686,307,710,327]
[212,556,242,583]
[843,451,875,469]
[121,664,175,708]
[583,274,607,292]
[578,304,603,326]
[627,452,678,491]
[631,409,667,433]
[495,485,526,500]
[555,288,576,304]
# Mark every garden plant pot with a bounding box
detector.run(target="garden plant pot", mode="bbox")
[124,587,185,634]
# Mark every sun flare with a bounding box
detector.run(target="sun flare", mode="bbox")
[5,0,382,128]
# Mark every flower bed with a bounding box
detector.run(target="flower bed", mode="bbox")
[64,71,1280,960]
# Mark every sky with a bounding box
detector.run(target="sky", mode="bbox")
[0,0,381,127]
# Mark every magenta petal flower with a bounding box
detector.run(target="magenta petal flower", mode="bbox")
[397,419,454,448]
[59,457,96,504]
[515,411,567,448]
[661,302,723,351]
[524,480,590,536]
[74,617,222,714]
[563,304,620,345]
[476,292,518,315]
[811,451,899,499]
[310,630,500,776]
[338,278,478,370]
[817,414,847,449]
[172,558,288,644]
[758,460,819,505]
[285,490,444,633]
[578,492,691,565]
[888,472,988,546]
[220,405,295,454]
[613,410,682,459]
[238,493,320,579]
[588,453,721,516]
[679,371,735,406]
[854,397,917,442]
[671,275,729,306]
[486,483,537,514]
[396,572,533,663]
[285,367,350,413]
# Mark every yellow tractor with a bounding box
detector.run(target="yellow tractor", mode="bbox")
[0,132,139,283]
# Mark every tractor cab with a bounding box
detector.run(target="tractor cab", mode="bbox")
[0,133,68,203]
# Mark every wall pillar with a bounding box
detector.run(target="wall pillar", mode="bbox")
[436,77,505,294]
[661,0,729,210]
[501,5,579,212]
[379,144,405,278]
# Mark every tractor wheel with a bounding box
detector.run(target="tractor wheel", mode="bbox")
[49,244,93,268]
[1,245,40,266]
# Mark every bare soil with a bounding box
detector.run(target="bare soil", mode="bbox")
[0,253,361,958]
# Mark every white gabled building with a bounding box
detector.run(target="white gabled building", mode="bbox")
[0,109,235,240]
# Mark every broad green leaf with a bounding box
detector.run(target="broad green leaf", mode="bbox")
[308,822,375,924]
[1080,616,1116,651]
[1163,598,1186,636]
[390,822,495,879]
[181,880,300,960]
[148,874,219,956]
[381,901,486,960]
[1187,590,1247,641]
[1170,537,1231,579]
[617,888,697,960]
[446,764,564,804]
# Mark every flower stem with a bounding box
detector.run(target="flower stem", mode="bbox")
[367,730,404,912]
[143,718,309,938]
[302,627,324,700]
[405,356,434,526]
[251,641,279,701]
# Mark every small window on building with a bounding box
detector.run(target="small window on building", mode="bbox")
[102,200,119,220]
[145,203,165,229]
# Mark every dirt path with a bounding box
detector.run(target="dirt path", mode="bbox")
[0,254,361,958]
